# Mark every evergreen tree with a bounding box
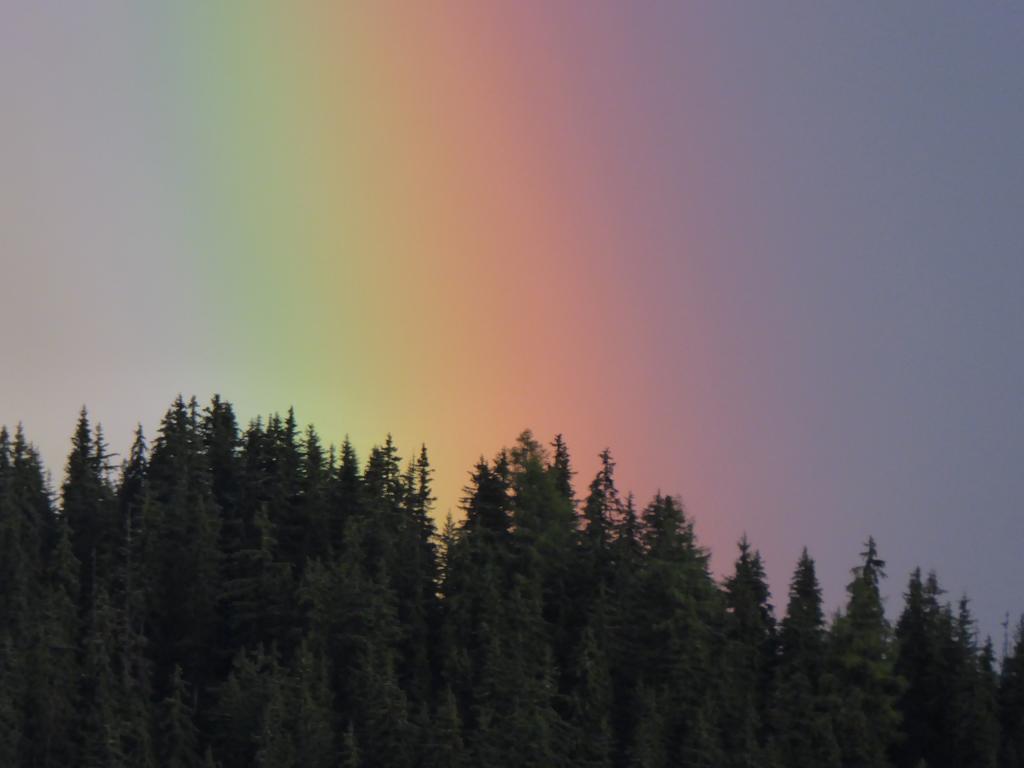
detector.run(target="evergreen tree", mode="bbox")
[62,409,117,605]
[829,537,901,768]
[253,677,297,768]
[429,686,469,768]
[566,623,614,768]
[633,493,722,762]
[0,427,51,642]
[393,444,439,705]
[330,436,364,554]
[0,631,23,767]
[215,645,282,768]
[146,397,222,695]
[576,450,621,635]
[1,405,1022,768]
[461,455,512,536]
[160,665,202,768]
[945,598,999,768]
[290,639,336,768]
[769,549,839,768]
[549,434,576,507]
[627,685,667,768]
[1000,617,1024,768]
[77,588,127,768]
[22,514,80,767]
[893,568,944,768]
[581,449,619,556]
[720,535,776,767]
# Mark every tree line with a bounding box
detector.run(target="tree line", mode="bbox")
[0,394,1021,767]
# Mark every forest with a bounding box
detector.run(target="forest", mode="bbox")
[0,394,1022,768]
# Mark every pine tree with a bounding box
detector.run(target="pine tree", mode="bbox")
[298,424,332,565]
[291,640,336,768]
[4,404,1024,768]
[627,685,667,768]
[566,623,614,768]
[354,642,414,768]
[220,505,294,655]
[893,568,944,767]
[215,645,282,768]
[429,686,468,768]
[509,432,578,682]
[945,598,999,768]
[549,434,576,507]
[829,537,901,768]
[633,493,722,762]
[0,631,23,767]
[720,535,776,767]
[330,436,364,554]
[393,444,439,705]
[254,676,297,768]
[0,427,51,642]
[109,424,159,767]
[22,514,80,767]
[1000,617,1024,768]
[576,450,621,635]
[582,449,619,556]
[769,548,838,768]
[62,409,117,605]
[461,455,512,536]
[77,588,128,768]
[160,665,202,768]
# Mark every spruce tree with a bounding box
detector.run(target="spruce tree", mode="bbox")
[634,494,722,762]
[582,449,619,556]
[769,549,838,768]
[0,631,23,767]
[1000,617,1024,768]
[720,535,776,767]
[829,537,901,768]
[215,645,282,768]
[291,640,336,768]
[160,665,202,768]
[62,409,117,605]
[627,685,667,768]
[549,434,576,507]
[393,444,439,705]
[330,436,364,554]
[893,568,944,767]
[77,588,128,768]
[3,403,1023,768]
[146,397,222,695]
[429,686,468,768]
[23,514,80,767]
[566,623,614,768]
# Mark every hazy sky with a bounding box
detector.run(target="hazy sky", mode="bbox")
[2,2,1022,644]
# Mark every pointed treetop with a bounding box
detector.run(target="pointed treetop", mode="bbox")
[548,433,575,504]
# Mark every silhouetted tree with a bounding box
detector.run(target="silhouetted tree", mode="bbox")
[0,401,1018,768]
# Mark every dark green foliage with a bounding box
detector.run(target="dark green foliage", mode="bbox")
[0,632,23,766]
[23,515,80,766]
[768,549,839,768]
[720,536,776,767]
[160,666,201,768]
[892,572,1000,767]
[62,410,118,604]
[429,686,469,768]
[1001,618,1024,768]
[582,449,619,556]
[829,537,902,768]
[0,399,1017,767]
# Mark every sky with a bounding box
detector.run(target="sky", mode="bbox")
[2,2,1022,644]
